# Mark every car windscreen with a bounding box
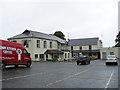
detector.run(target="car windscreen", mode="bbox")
[107,56,116,58]
[78,57,87,59]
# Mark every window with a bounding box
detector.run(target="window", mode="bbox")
[89,53,92,56]
[44,41,47,48]
[89,45,92,50]
[35,54,38,59]
[54,54,59,58]
[50,42,52,48]
[110,52,114,55]
[23,49,29,56]
[37,40,40,48]
[65,53,67,58]
[12,40,17,42]
[93,53,97,56]
[71,46,73,50]
[22,40,29,48]
[68,53,70,58]
[39,54,44,59]
[79,46,82,50]
[58,43,61,49]
[46,54,48,59]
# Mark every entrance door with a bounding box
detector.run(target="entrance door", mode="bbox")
[39,54,44,61]
[102,52,106,59]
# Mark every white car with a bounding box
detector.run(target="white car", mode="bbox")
[106,55,118,65]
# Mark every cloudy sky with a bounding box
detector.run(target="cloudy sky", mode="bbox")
[1,0,119,47]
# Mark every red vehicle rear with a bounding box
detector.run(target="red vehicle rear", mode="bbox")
[0,40,32,69]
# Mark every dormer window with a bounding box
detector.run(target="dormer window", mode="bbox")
[22,29,30,35]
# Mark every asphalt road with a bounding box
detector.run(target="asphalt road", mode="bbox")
[1,60,118,89]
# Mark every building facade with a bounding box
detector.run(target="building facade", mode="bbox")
[8,29,103,61]
[67,38,103,59]
[100,47,120,59]
[8,30,71,61]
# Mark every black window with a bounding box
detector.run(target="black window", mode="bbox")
[110,52,114,55]
[44,41,47,48]
[93,53,97,56]
[80,46,82,50]
[65,53,67,58]
[89,45,92,50]
[68,53,70,58]
[89,53,92,56]
[50,42,52,48]
[12,40,17,42]
[35,54,38,59]
[23,49,29,56]
[39,54,44,59]
[37,40,40,48]
[46,54,48,59]
[58,43,61,49]
[22,40,29,48]
[71,46,73,50]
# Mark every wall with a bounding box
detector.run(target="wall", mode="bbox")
[100,47,120,59]
[9,38,67,61]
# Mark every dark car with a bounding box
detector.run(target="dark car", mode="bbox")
[76,56,90,65]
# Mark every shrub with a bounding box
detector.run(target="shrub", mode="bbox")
[52,58,58,62]
[88,56,97,60]
[47,59,52,61]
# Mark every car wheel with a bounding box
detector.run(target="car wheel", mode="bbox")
[15,65,18,67]
[26,61,31,67]
[106,62,108,65]
[2,62,6,70]
[89,60,90,64]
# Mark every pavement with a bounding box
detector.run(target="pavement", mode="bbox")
[1,60,118,89]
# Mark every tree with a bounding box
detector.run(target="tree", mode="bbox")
[53,31,66,40]
[115,32,120,47]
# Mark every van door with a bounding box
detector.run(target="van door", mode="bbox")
[22,49,30,63]
[16,48,23,63]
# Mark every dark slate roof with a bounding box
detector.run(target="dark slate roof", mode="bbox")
[8,29,66,44]
[68,37,99,46]
[45,49,64,54]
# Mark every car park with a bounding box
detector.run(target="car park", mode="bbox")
[76,56,90,65]
[105,55,118,65]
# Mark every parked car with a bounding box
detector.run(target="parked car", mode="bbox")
[76,56,90,65]
[105,55,118,65]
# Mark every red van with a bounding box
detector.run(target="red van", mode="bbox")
[0,40,32,69]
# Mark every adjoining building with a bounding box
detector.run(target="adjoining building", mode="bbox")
[67,38,103,59]
[8,29,71,61]
[8,29,103,61]
[100,47,120,60]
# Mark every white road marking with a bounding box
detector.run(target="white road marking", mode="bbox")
[105,71,114,89]
[45,68,90,87]
[1,72,46,82]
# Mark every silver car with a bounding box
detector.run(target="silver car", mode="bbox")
[105,55,118,65]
